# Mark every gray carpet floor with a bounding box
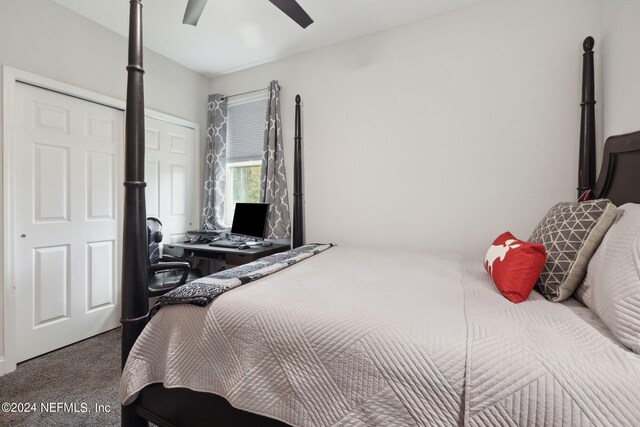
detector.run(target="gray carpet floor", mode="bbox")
[0,328,121,427]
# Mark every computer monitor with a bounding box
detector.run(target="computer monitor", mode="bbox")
[230,203,269,240]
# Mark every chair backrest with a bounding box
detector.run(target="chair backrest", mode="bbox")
[147,217,163,265]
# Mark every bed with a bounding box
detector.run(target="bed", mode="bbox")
[121,246,640,426]
[119,3,640,426]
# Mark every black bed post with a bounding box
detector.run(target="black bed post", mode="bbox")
[292,95,304,248]
[578,36,596,199]
[121,0,149,426]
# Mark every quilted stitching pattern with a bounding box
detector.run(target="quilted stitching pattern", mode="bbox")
[463,260,640,426]
[529,200,616,302]
[121,248,468,426]
[120,249,640,426]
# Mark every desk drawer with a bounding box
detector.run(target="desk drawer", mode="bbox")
[163,245,185,258]
[225,245,290,266]
[225,253,256,267]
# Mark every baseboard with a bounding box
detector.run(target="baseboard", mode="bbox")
[0,357,5,377]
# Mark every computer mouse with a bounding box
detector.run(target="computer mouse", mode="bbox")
[237,244,249,250]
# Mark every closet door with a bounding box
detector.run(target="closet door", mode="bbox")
[13,83,123,362]
[145,116,196,244]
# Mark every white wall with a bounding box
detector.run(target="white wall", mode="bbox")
[211,0,603,255]
[0,0,210,125]
[601,0,640,138]
[0,0,209,372]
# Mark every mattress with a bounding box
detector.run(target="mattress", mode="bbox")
[120,246,640,426]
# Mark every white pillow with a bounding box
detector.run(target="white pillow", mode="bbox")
[575,203,640,353]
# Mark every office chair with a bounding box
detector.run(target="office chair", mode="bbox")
[147,217,203,297]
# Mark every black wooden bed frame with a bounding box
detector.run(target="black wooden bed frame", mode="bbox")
[120,3,640,426]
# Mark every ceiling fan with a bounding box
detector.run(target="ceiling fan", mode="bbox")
[183,0,314,28]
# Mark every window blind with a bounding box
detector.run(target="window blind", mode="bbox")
[226,97,268,163]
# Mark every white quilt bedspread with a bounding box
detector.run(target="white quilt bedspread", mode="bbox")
[462,262,640,426]
[120,246,640,426]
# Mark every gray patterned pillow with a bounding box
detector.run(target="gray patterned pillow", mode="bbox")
[528,199,617,302]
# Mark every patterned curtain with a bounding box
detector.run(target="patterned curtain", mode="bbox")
[202,94,227,229]
[260,81,291,239]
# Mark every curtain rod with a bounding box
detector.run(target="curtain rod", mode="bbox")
[222,87,269,100]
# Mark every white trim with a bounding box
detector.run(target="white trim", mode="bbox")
[3,66,18,375]
[1,66,200,376]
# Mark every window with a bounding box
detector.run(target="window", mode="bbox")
[224,93,268,225]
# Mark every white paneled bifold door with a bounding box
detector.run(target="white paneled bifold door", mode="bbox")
[144,116,196,244]
[13,83,123,362]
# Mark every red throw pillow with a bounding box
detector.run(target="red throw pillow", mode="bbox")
[484,232,547,303]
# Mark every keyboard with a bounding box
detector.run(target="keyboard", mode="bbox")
[208,240,244,249]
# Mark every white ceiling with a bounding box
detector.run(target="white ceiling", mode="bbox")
[52,0,489,78]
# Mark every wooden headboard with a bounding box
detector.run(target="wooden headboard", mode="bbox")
[592,131,640,205]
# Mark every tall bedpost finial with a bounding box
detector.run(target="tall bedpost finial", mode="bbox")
[292,95,304,248]
[122,0,149,426]
[578,36,596,199]
[583,36,594,52]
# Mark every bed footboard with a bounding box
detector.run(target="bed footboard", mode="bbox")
[135,384,290,427]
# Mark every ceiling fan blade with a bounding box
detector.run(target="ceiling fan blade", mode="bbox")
[267,0,314,29]
[183,0,208,26]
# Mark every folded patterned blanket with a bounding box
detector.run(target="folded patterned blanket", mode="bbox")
[149,243,333,316]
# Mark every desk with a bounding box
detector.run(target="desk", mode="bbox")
[164,241,291,275]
